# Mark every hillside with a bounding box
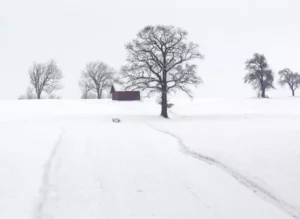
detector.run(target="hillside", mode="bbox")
[0,98,299,219]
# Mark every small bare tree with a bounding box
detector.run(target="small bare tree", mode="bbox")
[122,25,203,118]
[81,86,98,99]
[49,94,61,99]
[18,87,36,100]
[278,68,300,96]
[29,60,63,99]
[79,80,95,99]
[79,62,116,99]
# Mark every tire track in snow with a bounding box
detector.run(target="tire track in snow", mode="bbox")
[35,130,64,219]
[148,125,300,219]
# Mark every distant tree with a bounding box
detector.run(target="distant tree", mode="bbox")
[278,68,300,96]
[122,25,203,118]
[48,94,61,99]
[79,80,95,99]
[18,87,36,100]
[29,60,63,99]
[81,90,98,99]
[244,53,274,98]
[79,62,116,99]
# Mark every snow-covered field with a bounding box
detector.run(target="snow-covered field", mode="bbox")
[0,98,299,219]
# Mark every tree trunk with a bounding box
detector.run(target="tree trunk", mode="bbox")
[99,89,103,99]
[261,87,266,98]
[161,63,168,118]
[37,92,41,99]
[97,89,101,99]
[161,90,168,118]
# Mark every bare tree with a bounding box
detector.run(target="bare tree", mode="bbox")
[49,94,61,99]
[79,62,116,99]
[278,68,300,96]
[122,25,203,118]
[244,53,274,98]
[18,87,36,100]
[81,88,98,99]
[79,80,95,99]
[29,60,63,99]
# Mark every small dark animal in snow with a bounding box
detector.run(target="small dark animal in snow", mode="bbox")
[112,118,121,123]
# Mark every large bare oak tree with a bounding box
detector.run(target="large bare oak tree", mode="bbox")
[122,25,203,118]
[29,60,63,99]
[244,53,274,98]
[278,68,300,96]
[79,61,116,99]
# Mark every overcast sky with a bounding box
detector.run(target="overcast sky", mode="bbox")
[1,0,300,99]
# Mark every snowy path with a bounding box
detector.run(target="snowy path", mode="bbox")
[36,127,106,219]
[36,130,65,218]
[148,125,300,219]
[31,121,292,219]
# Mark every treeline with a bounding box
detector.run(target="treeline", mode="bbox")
[19,25,300,118]
[244,53,300,98]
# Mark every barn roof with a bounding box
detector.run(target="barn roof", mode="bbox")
[111,83,125,92]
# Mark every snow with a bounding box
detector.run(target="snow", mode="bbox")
[0,98,299,219]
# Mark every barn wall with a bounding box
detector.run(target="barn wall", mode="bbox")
[112,91,140,101]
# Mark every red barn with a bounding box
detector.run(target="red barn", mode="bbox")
[111,85,140,101]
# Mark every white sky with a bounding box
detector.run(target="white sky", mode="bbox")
[1,0,300,99]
